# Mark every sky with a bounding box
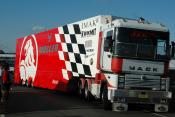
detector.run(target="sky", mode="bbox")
[0,0,175,52]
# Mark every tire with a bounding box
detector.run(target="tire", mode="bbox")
[25,80,28,87]
[28,80,33,87]
[78,81,85,99]
[84,82,93,101]
[31,81,34,87]
[21,79,26,86]
[169,93,175,112]
[102,84,112,110]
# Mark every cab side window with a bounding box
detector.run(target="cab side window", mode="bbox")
[104,30,113,52]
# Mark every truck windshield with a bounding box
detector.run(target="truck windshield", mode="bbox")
[113,27,170,60]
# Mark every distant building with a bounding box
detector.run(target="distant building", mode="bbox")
[0,50,5,54]
[0,51,15,72]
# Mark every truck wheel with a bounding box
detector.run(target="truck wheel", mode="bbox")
[20,79,23,86]
[25,80,28,87]
[21,79,26,86]
[78,81,85,99]
[28,79,33,87]
[84,82,93,101]
[102,84,112,110]
[31,81,34,87]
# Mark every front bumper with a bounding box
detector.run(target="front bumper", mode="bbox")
[111,89,172,104]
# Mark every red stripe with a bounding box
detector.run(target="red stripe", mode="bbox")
[163,62,169,77]
[111,57,123,73]
[96,32,103,69]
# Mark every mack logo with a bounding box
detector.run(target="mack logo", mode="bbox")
[81,18,99,29]
[129,66,158,72]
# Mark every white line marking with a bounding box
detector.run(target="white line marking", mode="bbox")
[152,113,168,117]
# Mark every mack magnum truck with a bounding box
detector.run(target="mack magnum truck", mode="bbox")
[14,15,172,112]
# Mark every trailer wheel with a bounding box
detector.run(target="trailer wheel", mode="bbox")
[20,79,23,86]
[102,84,112,110]
[27,78,33,87]
[84,81,93,101]
[25,80,28,87]
[78,81,85,99]
[21,79,26,86]
[31,81,34,87]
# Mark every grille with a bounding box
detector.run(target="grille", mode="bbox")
[125,74,160,90]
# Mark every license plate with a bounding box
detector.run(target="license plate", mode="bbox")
[138,93,148,99]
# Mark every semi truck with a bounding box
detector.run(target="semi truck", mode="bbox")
[14,15,172,112]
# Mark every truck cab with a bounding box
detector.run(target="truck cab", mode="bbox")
[99,17,171,112]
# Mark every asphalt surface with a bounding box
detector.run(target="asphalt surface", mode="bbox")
[0,86,175,117]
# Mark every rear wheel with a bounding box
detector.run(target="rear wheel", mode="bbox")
[25,80,28,87]
[28,79,33,87]
[78,81,84,99]
[31,81,34,87]
[21,79,26,86]
[84,81,93,101]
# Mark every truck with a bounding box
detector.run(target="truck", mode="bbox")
[14,15,172,112]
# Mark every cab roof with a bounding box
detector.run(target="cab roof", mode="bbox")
[112,17,168,32]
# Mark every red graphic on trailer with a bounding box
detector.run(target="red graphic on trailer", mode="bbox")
[19,35,38,83]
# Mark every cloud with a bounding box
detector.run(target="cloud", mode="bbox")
[32,25,46,32]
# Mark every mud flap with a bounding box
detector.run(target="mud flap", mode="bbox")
[67,78,79,94]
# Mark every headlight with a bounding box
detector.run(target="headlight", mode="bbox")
[161,79,166,85]
[161,85,166,90]
[118,83,124,89]
[118,75,125,89]
[160,79,167,90]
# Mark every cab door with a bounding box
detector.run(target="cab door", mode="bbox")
[101,28,115,71]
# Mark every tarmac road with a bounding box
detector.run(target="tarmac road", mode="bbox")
[0,86,175,117]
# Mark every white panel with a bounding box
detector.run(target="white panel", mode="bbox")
[72,72,79,76]
[64,34,71,43]
[67,24,75,34]
[102,52,112,71]
[104,73,118,87]
[72,44,80,53]
[61,43,68,52]
[58,27,64,34]
[58,51,64,60]
[55,34,61,43]
[62,69,69,80]
[65,61,72,71]
[76,63,84,74]
[68,53,76,62]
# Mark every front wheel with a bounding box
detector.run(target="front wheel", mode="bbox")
[102,84,112,110]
